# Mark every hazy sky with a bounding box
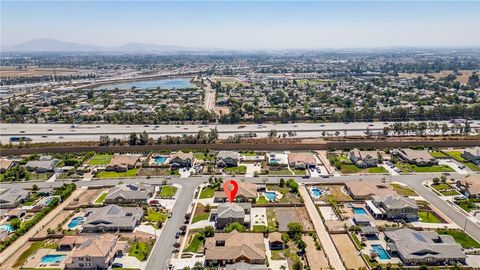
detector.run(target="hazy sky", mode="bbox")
[1,1,479,49]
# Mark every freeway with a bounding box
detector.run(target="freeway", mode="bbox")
[3,120,479,144]
[1,172,480,269]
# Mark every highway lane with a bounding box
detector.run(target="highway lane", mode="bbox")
[3,120,479,143]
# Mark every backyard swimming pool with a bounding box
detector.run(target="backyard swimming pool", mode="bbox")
[371,244,390,260]
[265,191,277,201]
[67,217,84,229]
[311,188,322,197]
[40,254,66,264]
[0,224,14,232]
[154,156,167,165]
[353,207,367,215]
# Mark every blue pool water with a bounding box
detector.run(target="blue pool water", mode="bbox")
[265,192,277,201]
[94,78,196,90]
[269,159,279,164]
[353,207,367,215]
[311,188,322,197]
[41,254,66,264]
[67,217,84,228]
[0,224,14,232]
[154,156,167,165]
[372,244,390,260]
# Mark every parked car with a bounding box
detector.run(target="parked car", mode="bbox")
[175,232,180,238]
[168,212,173,218]
[112,263,123,268]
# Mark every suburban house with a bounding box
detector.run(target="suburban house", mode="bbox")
[214,182,258,203]
[344,181,396,200]
[462,147,480,165]
[105,154,140,172]
[395,149,439,166]
[24,159,56,173]
[204,231,266,266]
[213,202,251,229]
[82,205,144,232]
[287,152,317,169]
[0,158,14,173]
[0,188,29,209]
[384,228,466,265]
[456,175,480,198]
[217,151,241,167]
[348,148,380,168]
[269,232,285,250]
[104,184,154,204]
[169,151,194,168]
[63,234,127,270]
[370,194,418,220]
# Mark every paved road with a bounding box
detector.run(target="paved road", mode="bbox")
[145,180,201,270]
[4,120,478,143]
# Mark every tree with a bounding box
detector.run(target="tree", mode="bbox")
[9,218,21,230]
[32,184,38,192]
[287,222,303,238]
[279,178,285,187]
[99,135,110,146]
[224,222,247,233]
[432,177,440,185]
[129,132,138,145]
[286,179,299,193]
[139,131,149,145]
[203,226,215,237]
[292,260,303,270]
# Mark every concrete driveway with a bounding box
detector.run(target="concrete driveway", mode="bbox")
[439,159,468,175]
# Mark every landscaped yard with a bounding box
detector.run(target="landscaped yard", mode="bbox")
[430,151,449,158]
[268,169,293,175]
[88,154,113,166]
[158,185,178,198]
[183,234,204,253]
[367,166,388,173]
[431,183,452,191]
[323,185,353,201]
[340,164,362,174]
[199,186,215,199]
[418,211,442,223]
[445,151,480,171]
[391,183,417,196]
[191,203,210,224]
[95,169,138,178]
[456,199,480,212]
[224,166,247,174]
[395,162,454,173]
[129,240,153,261]
[437,229,480,249]
[293,169,306,175]
[95,192,107,204]
[145,208,168,227]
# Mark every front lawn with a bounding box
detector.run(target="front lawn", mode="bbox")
[268,169,293,175]
[407,164,454,173]
[430,151,449,158]
[431,183,452,191]
[391,184,417,196]
[445,151,466,161]
[340,164,362,174]
[129,241,152,261]
[183,234,204,253]
[224,166,247,174]
[456,199,480,212]
[199,187,216,199]
[192,213,209,224]
[95,193,107,204]
[145,208,168,224]
[437,229,480,249]
[368,166,388,173]
[441,190,460,196]
[95,169,138,178]
[293,169,306,175]
[158,185,178,198]
[88,154,113,166]
[418,211,442,223]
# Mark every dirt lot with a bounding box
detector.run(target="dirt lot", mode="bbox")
[331,234,367,269]
[0,66,89,78]
[303,235,330,269]
[275,207,314,231]
[34,210,73,238]
[69,188,106,206]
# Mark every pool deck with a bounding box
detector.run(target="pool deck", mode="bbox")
[23,248,69,269]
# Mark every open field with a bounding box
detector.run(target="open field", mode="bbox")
[0,66,88,78]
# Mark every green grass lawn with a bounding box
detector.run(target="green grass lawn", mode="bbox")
[430,151,449,158]
[29,173,52,181]
[340,164,362,174]
[191,213,209,224]
[199,187,216,199]
[158,185,178,198]
[256,195,268,205]
[224,166,247,174]
[252,225,267,232]
[193,153,207,160]
[268,169,293,175]
[183,234,204,253]
[96,169,138,178]
[391,184,418,196]
[129,241,152,261]
[13,241,45,267]
[431,183,452,191]
[418,211,442,223]
[145,208,168,223]
[441,190,460,196]
[437,229,480,248]
[88,154,113,166]
[368,166,388,173]
[408,164,454,172]
[293,169,306,175]
[464,162,480,171]
[351,233,363,249]
[95,192,107,204]
[445,151,466,161]
[456,199,480,212]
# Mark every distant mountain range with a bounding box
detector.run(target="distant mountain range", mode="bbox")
[1,39,193,52]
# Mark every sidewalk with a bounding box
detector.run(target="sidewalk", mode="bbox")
[299,185,345,270]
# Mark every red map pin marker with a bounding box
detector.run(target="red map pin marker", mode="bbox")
[223,180,238,203]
